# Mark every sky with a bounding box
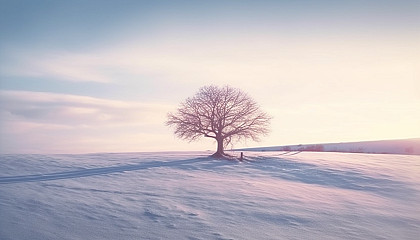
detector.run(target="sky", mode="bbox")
[0,0,419,154]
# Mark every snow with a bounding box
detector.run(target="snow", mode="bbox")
[1,151,419,240]
[239,138,420,155]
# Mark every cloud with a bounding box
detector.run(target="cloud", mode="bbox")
[0,90,182,153]
[0,90,170,127]
[1,51,115,82]
[3,32,417,93]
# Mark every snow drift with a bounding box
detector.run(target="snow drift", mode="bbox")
[238,138,420,155]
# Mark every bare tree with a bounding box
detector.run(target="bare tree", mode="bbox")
[166,85,271,158]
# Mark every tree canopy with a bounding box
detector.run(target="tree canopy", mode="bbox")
[167,85,271,158]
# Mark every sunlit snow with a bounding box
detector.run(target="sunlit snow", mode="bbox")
[1,152,419,239]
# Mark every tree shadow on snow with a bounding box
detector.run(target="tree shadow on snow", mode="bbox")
[0,157,217,184]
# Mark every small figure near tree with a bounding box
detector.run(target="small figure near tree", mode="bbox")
[166,85,271,158]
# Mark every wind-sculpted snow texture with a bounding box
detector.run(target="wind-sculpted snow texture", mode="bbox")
[1,152,419,239]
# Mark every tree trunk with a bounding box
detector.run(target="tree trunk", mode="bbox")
[212,137,225,158]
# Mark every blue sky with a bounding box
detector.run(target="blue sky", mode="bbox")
[1,0,419,153]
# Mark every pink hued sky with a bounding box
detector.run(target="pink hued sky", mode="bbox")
[0,1,419,154]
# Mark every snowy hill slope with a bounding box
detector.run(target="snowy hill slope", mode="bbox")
[238,138,420,155]
[1,151,419,239]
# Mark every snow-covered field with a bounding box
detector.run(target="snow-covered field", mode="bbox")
[1,151,419,240]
